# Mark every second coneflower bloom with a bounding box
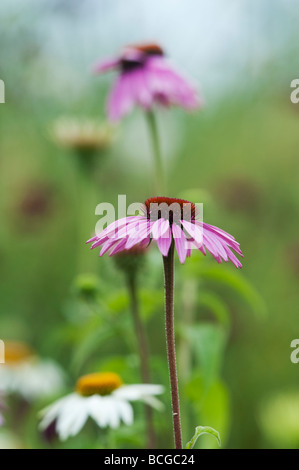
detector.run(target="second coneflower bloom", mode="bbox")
[94,43,202,121]
[87,197,243,268]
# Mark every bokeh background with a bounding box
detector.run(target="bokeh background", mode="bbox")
[1,0,299,449]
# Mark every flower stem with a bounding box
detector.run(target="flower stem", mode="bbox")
[127,273,156,449]
[163,241,183,449]
[146,110,165,194]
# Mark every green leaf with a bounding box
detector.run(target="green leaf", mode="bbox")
[186,426,221,449]
[189,263,266,318]
[70,324,114,373]
[139,288,164,320]
[199,380,230,448]
[181,324,227,390]
[198,291,231,328]
[185,378,230,447]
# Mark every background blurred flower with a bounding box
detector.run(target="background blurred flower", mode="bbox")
[0,341,65,401]
[259,391,299,449]
[18,183,53,219]
[51,117,114,152]
[72,273,101,302]
[39,372,164,441]
[94,42,202,121]
[50,117,115,172]
[12,181,55,233]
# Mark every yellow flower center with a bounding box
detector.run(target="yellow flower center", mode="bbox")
[76,372,123,397]
[4,341,35,364]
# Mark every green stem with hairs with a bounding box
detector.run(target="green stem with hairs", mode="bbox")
[146,110,166,194]
[163,241,183,449]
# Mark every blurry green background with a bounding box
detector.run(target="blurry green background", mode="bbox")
[1,0,299,449]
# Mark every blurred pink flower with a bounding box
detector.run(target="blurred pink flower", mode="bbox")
[87,197,243,267]
[94,43,202,121]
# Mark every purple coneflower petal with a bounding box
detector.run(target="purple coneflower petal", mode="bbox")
[190,239,207,256]
[95,220,135,250]
[139,236,151,248]
[145,57,200,110]
[109,238,129,256]
[172,223,187,264]
[156,223,172,257]
[88,216,136,246]
[223,245,243,269]
[152,218,170,240]
[166,68,200,109]
[199,224,243,268]
[205,232,229,261]
[202,222,238,242]
[202,233,220,260]
[121,47,145,63]
[108,73,136,121]
[180,219,203,245]
[125,220,152,249]
[93,58,121,74]
[99,238,118,257]
[132,69,154,110]
[201,222,243,257]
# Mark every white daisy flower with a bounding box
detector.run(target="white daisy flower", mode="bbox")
[39,372,164,441]
[0,341,65,401]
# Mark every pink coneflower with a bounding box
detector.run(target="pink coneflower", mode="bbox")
[87,197,243,268]
[87,196,243,449]
[94,43,202,121]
